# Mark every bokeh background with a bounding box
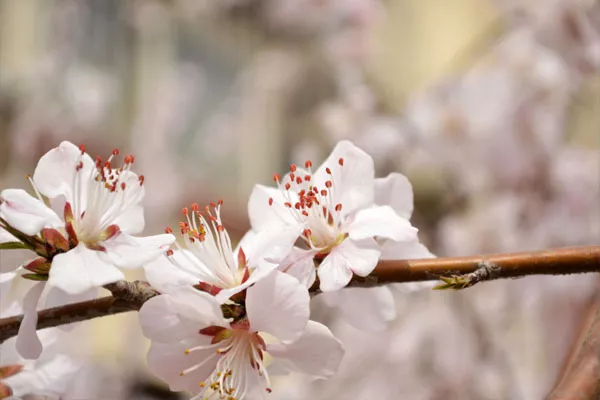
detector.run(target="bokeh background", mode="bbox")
[0,0,599,399]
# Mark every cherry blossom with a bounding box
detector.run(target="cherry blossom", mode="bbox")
[320,172,436,331]
[139,271,344,399]
[30,141,175,294]
[144,202,301,303]
[0,141,174,359]
[248,140,420,292]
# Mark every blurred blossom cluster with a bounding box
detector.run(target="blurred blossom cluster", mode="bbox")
[0,0,598,399]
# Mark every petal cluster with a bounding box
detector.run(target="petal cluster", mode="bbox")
[140,272,343,399]
[248,140,433,330]
[0,141,174,358]
[0,138,433,399]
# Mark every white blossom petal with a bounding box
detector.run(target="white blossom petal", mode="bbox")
[167,287,228,328]
[214,262,278,303]
[147,339,219,393]
[32,141,94,201]
[0,189,62,235]
[267,321,344,379]
[16,282,46,359]
[246,271,309,342]
[108,170,146,234]
[279,247,318,288]
[48,244,125,295]
[139,294,214,343]
[313,140,375,216]
[143,254,198,294]
[4,354,82,397]
[102,233,175,269]
[380,239,435,260]
[317,238,380,291]
[237,225,303,268]
[375,173,414,220]
[321,286,396,331]
[347,205,418,242]
[248,184,299,230]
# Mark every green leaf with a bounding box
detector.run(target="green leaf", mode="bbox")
[21,273,49,281]
[0,241,28,250]
[433,275,469,290]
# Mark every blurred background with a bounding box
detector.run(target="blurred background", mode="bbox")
[0,0,598,399]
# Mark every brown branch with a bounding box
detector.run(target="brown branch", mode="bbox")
[348,245,600,288]
[546,298,600,400]
[0,245,598,344]
[0,280,158,344]
[553,281,600,386]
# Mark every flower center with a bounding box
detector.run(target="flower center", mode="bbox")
[182,326,271,400]
[70,146,144,244]
[166,201,249,289]
[268,158,347,251]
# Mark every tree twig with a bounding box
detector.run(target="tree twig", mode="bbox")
[546,296,600,400]
[0,245,598,343]
[0,280,158,344]
[347,245,600,288]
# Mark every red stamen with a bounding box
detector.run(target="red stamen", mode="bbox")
[78,144,86,154]
[112,149,119,156]
[325,181,332,188]
[138,175,145,185]
[338,157,344,166]
[284,202,292,208]
[290,164,297,172]
[165,227,173,234]
[273,173,281,183]
[335,203,343,212]
[290,173,295,181]
[120,182,126,191]
[268,198,274,206]
[210,202,216,208]
[305,160,312,168]
[320,190,327,196]
[296,177,302,184]
[182,207,189,215]
[285,183,291,190]
[218,199,223,205]
[304,175,311,181]
[326,167,332,175]
[166,249,174,256]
